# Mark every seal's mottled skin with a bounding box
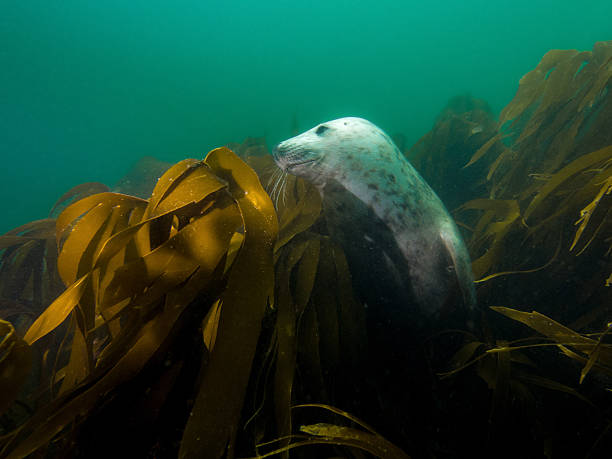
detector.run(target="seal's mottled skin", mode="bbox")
[273,117,476,316]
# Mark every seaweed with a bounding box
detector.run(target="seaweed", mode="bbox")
[451,42,612,329]
[2,41,612,458]
[408,94,501,211]
[0,146,381,458]
[0,320,32,415]
[406,41,612,457]
[0,148,278,457]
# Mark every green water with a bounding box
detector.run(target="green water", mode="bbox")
[1,1,609,233]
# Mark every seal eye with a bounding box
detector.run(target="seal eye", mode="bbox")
[315,125,329,136]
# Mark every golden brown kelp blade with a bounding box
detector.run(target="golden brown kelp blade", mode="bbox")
[491,307,612,383]
[449,42,612,330]
[48,182,110,218]
[407,43,612,457]
[0,180,116,332]
[255,404,410,459]
[179,147,278,458]
[1,150,253,458]
[493,42,612,196]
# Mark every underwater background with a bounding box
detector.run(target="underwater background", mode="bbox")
[1,0,610,233]
[2,2,612,458]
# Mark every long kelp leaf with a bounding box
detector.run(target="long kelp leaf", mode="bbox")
[57,200,116,286]
[524,145,612,221]
[0,236,39,251]
[55,192,145,246]
[49,182,110,217]
[0,320,32,414]
[179,147,278,458]
[570,176,612,251]
[492,307,612,374]
[5,290,191,459]
[3,218,56,237]
[273,252,299,446]
[491,307,596,349]
[299,423,411,459]
[144,158,201,218]
[463,134,501,169]
[23,273,91,345]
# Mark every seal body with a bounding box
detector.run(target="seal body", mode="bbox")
[273,117,476,319]
[273,117,477,453]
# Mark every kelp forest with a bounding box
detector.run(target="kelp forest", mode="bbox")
[1,42,611,458]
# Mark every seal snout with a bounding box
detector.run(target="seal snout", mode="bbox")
[271,143,290,171]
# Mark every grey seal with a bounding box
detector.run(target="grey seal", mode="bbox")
[272,117,476,319]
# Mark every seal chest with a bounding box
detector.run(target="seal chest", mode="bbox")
[273,117,476,318]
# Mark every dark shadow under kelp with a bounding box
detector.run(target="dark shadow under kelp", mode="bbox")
[1,40,612,459]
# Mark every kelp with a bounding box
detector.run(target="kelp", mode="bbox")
[254,404,410,459]
[442,304,612,426]
[491,307,612,384]
[408,94,501,210]
[0,320,31,415]
[0,181,110,330]
[437,305,612,457]
[404,42,612,457]
[475,42,612,201]
[0,148,283,457]
[178,147,278,459]
[456,199,525,279]
[0,219,60,329]
[235,152,369,455]
[451,42,612,329]
[456,140,612,324]
[0,145,389,458]
[4,41,612,456]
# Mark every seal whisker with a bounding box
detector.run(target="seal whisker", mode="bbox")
[280,170,289,208]
[274,171,286,210]
[266,167,281,192]
[270,168,285,210]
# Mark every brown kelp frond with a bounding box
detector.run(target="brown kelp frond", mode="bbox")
[491,307,612,385]
[268,233,367,449]
[408,94,500,210]
[439,321,595,444]
[48,182,110,218]
[458,141,611,317]
[456,198,524,279]
[0,144,372,457]
[0,219,63,330]
[0,148,277,458]
[178,147,279,458]
[570,174,612,254]
[491,41,612,199]
[523,145,612,223]
[0,320,32,415]
[254,404,410,459]
[473,233,562,284]
[0,180,123,331]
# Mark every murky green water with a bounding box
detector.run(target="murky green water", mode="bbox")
[1,0,609,232]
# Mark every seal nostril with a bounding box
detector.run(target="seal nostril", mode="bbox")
[315,125,329,136]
